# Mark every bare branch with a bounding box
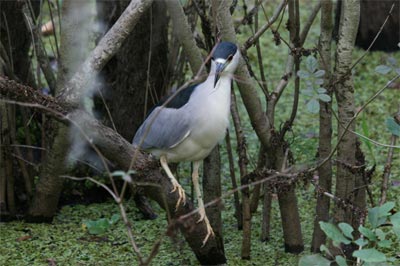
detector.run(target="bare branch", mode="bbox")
[59,0,154,103]
[22,3,57,91]
[243,0,287,50]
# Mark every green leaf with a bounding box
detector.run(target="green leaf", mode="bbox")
[390,212,400,227]
[320,244,332,257]
[361,114,375,162]
[297,70,310,79]
[375,65,392,74]
[317,88,327,94]
[302,88,315,97]
[359,225,377,241]
[335,255,348,266]
[375,228,386,240]
[368,207,386,228]
[298,254,331,266]
[354,237,368,247]
[307,98,320,113]
[84,218,111,235]
[377,239,391,248]
[368,205,390,228]
[386,117,400,136]
[338,223,354,240]
[378,202,395,217]
[319,221,351,246]
[315,78,324,85]
[306,56,318,73]
[387,56,397,66]
[110,214,120,224]
[313,69,325,78]
[393,225,400,239]
[318,94,331,102]
[353,248,386,263]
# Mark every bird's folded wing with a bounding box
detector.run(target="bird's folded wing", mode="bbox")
[133,106,191,150]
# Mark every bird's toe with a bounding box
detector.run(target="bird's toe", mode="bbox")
[201,218,215,247]
[172,184,186,211]
[196,208,206,223]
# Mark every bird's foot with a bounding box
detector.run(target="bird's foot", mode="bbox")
[197,208,214,246]
[170,180,186,211]
[200,215,215,247]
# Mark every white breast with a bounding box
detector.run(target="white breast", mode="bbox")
[162,76,232,162]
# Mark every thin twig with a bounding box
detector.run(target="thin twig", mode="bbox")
[313,74,400,171]
[332,110,400,149]
[22,2,57,92]
[350,2,396,72]
[379,108,400,205]
[242,0,287,50]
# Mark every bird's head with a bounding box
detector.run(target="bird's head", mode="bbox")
[211,41,240,88]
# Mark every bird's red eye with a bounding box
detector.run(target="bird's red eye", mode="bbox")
[227,54,233,61]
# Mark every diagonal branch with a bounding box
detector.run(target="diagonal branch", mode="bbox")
[0,75,226,264]
[58,0,154,104]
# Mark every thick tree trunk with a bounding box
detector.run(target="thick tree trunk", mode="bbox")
[203,146,225,254]
[311,0,333,252]
[333,0,360,225]
[96,0,168,218]
[98,0,168,140]
[275,148,304,253]
[212,0,304,255]
[28,0,89,219]
[28,0,157,220]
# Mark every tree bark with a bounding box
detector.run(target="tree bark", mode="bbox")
[311,0,333,252]
[28,0,89,219]
[28,0,156,220]
[333,0,360,225]
[203,146,225,254]
[98,0,168,140]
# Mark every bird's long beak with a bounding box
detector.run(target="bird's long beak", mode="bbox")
[214,62,227,88]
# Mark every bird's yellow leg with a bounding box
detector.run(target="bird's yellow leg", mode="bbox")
[160,155,186,210]
[192,161,215,246]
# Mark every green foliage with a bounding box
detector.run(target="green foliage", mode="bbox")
[361,114,376,163]
[335,255,348,266]
[319,221,351,247]
[83,214,120,235]
[375,57,400,75]
[386,117,400,137]
[297,56,331,114]
[298,254,331,266]
[300,202,400,266]
[353,249,386,263]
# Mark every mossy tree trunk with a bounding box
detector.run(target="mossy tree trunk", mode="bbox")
[27,0,88,220]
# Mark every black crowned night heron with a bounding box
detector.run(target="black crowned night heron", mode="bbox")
[133,41,240,245]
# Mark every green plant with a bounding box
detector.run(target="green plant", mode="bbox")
[83,214,120,235]
[375,57,400,139]
[299,202,400,266]
[297,56,331,114]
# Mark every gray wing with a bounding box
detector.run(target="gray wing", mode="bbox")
[133,106,191,150]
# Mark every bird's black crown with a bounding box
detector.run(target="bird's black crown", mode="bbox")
[212,41,237,60]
